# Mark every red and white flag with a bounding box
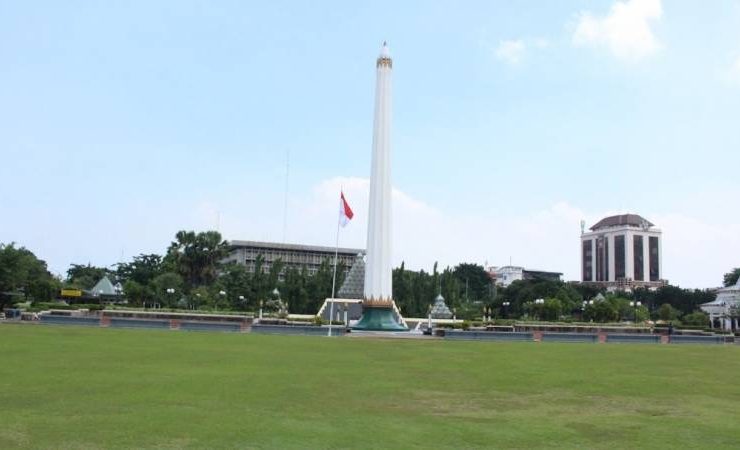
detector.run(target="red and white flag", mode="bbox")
[339,192,354,227]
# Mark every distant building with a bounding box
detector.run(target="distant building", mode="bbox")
[90,275,123,298]
[488,265,563,287]
[224,240,363,277]
[580,214,665,290]
[700,279,740,331]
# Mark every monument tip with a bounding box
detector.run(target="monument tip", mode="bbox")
[380,41,390,57]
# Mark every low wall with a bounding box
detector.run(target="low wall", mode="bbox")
[180,321,243,333]
[251,324,345,336]
[102,310,251,324]
[40,315,100,327]
[670,335,730,345]
[541,332,598,343]
[444,331,533,341]
[607,334,661,344]
[108,318,170,329]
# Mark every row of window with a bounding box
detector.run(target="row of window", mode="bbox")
[582,235,660,282]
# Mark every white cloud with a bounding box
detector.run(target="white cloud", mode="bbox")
[495,39,526,65]
[218,176,740,289]
[573,0,663,62]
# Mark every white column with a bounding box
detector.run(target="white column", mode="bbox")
[607,234,616,282]
[628,235,635,280]
[642,234,650,283]
[591,238,597,282]
[364,43,394,303]
[657,234,663,281]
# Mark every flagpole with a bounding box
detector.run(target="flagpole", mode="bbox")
[329,194,342,337]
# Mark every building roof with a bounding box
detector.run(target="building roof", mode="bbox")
[228,240,363,256]
[337,255,365,299]
[589,214,654,231]
[90,275,120,296]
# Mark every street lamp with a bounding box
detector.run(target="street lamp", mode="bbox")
[502,301,510,319]
[630,301,642,323]
[218,290,226,311]
[165,288,175,309]
[427,304,433,332]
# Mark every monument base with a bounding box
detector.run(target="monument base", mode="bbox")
[353,306,407,331]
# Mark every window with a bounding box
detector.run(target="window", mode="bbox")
[595,237,609,281]
[582,240,593,281]
[633,235,644,281]
[615,235,625,279]
[649,236,660,281]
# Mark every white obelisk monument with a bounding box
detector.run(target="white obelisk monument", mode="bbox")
[353,42,407,331]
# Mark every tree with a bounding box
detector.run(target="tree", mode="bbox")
[0,243,60,307]
[657,303,681,321]
[151,272,184,307]
[452,263,491,304]
[584,299,619,322]
[117,254,163,286]
[282,266,309,314]
[66,263,110,289]
[723,268,740,287]
[218,263,251,310]
[122,280,148,307]
[682,311,709,327]
[524,298,562,321]
[165,230,228,288]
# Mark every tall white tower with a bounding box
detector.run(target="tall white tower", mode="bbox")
[354,42,406,331]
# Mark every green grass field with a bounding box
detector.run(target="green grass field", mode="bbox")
[1,325,739,449]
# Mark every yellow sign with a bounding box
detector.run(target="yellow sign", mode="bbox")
[61,289,82,298]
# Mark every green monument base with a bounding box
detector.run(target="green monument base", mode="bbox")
[353,306,408,331]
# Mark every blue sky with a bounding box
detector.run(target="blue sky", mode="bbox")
[1,0,739,287]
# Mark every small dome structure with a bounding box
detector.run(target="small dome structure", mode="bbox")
[430,293,453,319]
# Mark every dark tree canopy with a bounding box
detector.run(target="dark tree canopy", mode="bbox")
[66,263,110,289]
[0,243,59,307]
[723,268,740,287]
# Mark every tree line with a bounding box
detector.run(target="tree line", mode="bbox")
[1,234,738,324]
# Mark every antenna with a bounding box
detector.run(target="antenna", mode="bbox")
[282,149,290,243]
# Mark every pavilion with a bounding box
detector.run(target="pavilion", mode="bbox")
[700,278,740,331]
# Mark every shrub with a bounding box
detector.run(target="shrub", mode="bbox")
[682,311,709,327]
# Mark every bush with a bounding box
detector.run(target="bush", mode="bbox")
[27,302,105,312]
[682,311,709,327]
[658,303,682,321]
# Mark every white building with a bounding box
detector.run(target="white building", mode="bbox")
[488,266,562,287]
[700,279,740,331]
[580,214,665,290]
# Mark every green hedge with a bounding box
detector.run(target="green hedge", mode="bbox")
[28,302,104,312]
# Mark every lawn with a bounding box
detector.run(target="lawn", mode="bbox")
[1,325,739,449]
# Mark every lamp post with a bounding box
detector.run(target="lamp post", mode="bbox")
[166,288,175,309]
[630,301,641,323]
[427,304,433,332]
[218,290,226,311]
[534,298,545,321]
[238,295,245,312]
[502,301,510,319]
